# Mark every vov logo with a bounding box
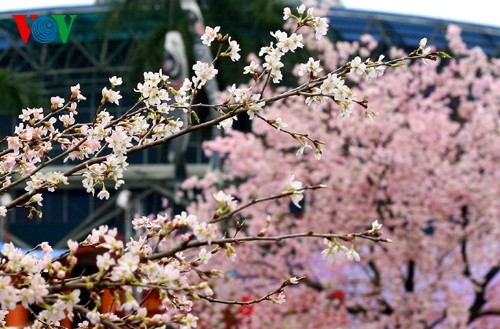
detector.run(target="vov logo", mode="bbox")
[12,14,77,44]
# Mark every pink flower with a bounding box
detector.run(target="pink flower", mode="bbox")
[50,96,65,110]
[67,239,79,253]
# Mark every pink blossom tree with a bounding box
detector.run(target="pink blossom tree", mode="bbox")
[186,25,499,328]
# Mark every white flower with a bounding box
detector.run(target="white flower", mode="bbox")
[217,115,237,130]
[321,239,347,263]
[167,118,184,134]
[288,33,304,51]
[243,61,260,75]
[132,216,152,230]
[157,102,171,114]
[227,37,241,62]
[295,137,313,156]
[286,175,303,208]
[97,188,110,200]
[77,321,90,328]
[297,4,306,15]
[337,102,354,120]
[180,313,198,329]
[45,171,69,190]
[101,87,122,105]
[246,94,265,120]
[71,83,86,101]
[20,274,49,307]
[193,222,218,244]
[59,114,75,127]
[38,242,53,254]
[371,219,383,231]
[198,248,212,265]
[283,7,291,20]
[419,37,428,49]
[109,76,123,86]
[213,191,238,212]
[312,17,329,40]
[374,54,386,77]
[136,308,147,318]
[289,277,299,284]
[200,282,214,296]
[38,300,67,323]
[229,85,250,103]
[271,30,288,42]
[350,56,366,75]
[30,194,43,206]
[119,297,140,312]
[346,245,361,262]
[305,87,325,106]
[273,117,288,131]
[421,46,432,65]
[201,26,220,46]
[0,206,6,217]
[225,243,237,262]
[96,252,115,271]
[67,289,81,306]
[320,74,343,94]
[271,29,287,40]
[25,173,45,194]
[86,311,101,324]
[192,61,218,88]
[262,51,284,83]
[174,211,198,227]
[276,32,303,53]
[315,148,322,160]
[273,292,286,304]
[298,57,323,77]
[101,235,124,254]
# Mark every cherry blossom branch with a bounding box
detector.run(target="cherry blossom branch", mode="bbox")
[1,105,248,211]
[108,100,144,127]
[73,304,123,329]
[263,52,438,106]
[148,231,389,261]
[198,276,304,305]
[0,137,87,196]
[209,184,328,224]
[1,48,435,214]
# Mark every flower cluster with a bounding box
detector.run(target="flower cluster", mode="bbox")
[284,4,329,40]
[0,199,223,328]
[211,4,331,129]
[192,61,218,88]
[321,238,360,263]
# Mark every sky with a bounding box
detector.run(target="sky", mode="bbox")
[0,0,498,28]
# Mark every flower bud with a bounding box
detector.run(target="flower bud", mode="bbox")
[57,270,66,279]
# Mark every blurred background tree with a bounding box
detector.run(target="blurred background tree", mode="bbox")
[0,68,41,117]
[185,26,500,329]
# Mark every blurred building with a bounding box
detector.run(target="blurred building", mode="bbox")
[0,2,498,247]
